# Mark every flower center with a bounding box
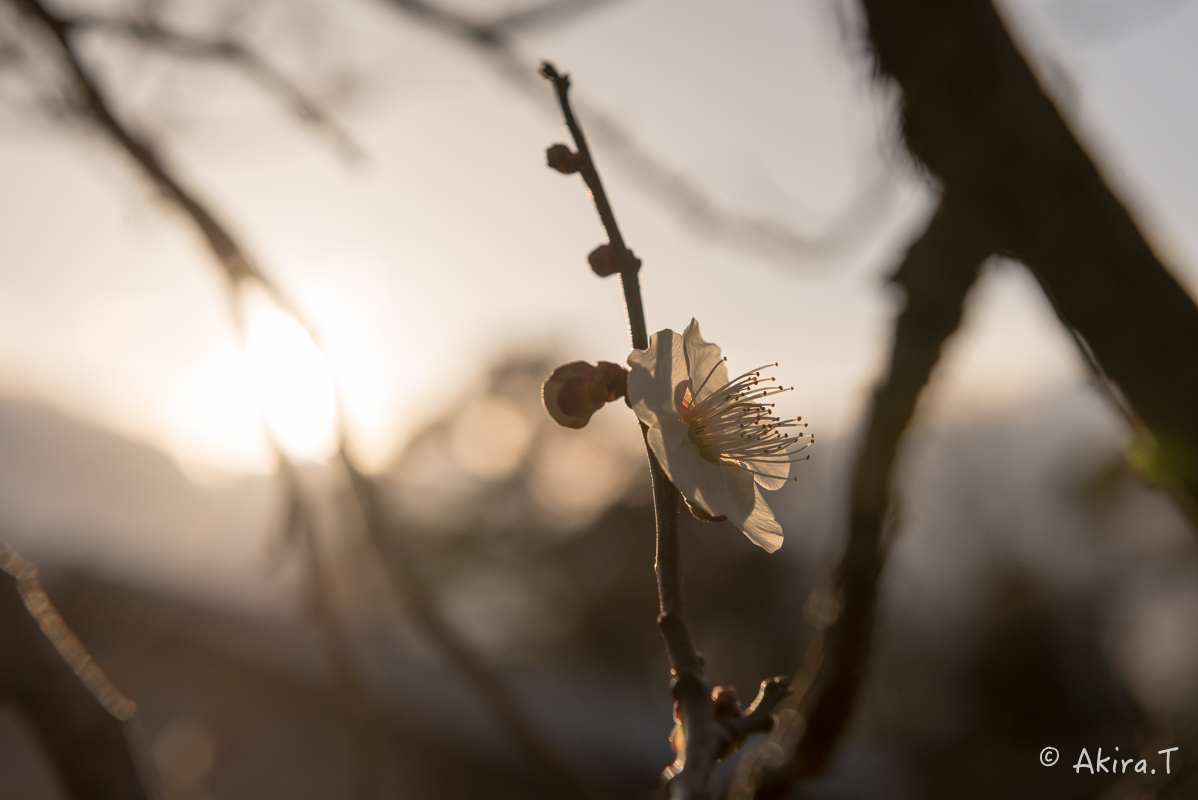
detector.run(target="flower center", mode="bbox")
[676,360,813,477]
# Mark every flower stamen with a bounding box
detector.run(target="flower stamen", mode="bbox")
[680,363,813,473]
[692,356,728,398]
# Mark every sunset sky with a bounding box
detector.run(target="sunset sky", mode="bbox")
[2,0,1197,479]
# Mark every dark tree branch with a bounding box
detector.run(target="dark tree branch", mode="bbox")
[380,0,890,266]
[862,0,1198,507]
[12,2,579,795]
[381,0,621,50]
[751,197,995,799]
[1,541,149,800]
[543,62,791,800]
[1062,321,1198,529]
[13,0,264,287]
[748,0,1198,795]
[491,0,629,33]
[68,13,364,162]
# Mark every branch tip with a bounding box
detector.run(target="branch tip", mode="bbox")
[539,60,566,86]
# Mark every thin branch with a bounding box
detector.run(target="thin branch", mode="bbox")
[69,13,364,162]
[542,61,646,351]
[544,62,793,800]
[491,0,629,33]
[723,588,831,800]
[12,0,263,287]
[380,0,892,267]
[544,58,707,798]
[1,540,150,800]
[382,0,619,46]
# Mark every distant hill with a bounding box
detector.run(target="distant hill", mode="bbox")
[0,394,289,615]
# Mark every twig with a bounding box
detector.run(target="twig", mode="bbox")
[1,540,150,800]
[542,60,701,793]
[69,13,364,162]
[723,588,831,800]
[543,62,793,800]
[12,0,265,287]
[749,198,994,798]
[491,0,630,33]
[380,0,889,266]
[541,61,646,351]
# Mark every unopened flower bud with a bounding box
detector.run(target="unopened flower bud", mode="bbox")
[546,143,585,174]
[588,244,615,277]
[588,243,641,278]
[542,360,629,428]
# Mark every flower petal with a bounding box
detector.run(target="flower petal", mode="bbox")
[658,430,733,516]
[630,322,790,553]
[628,327,687,420]
[659,443,783,552]
[682,319,729,403]
[644,412,692,489]
[751,458,791,491]
[723,472,784,552]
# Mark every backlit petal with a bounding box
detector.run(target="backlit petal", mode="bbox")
[751,459,791,491]
[628,327,688,419]
[681,319,728,404]
[628,320,810,552]
[726,476,784,553]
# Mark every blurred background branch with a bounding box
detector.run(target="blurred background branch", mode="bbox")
[1,540,149,799]
[9,0,595,796]
[750,195,996,798]
[379,0,897,266]
[65,12,365,162]
[747,0,1198,796]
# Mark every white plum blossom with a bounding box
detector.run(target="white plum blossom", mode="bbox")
[626,319,812,552]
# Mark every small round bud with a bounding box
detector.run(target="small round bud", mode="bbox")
[546,143,584,175]
[588,244,615,277]
[587,244,641,278]
[542,360,629,428]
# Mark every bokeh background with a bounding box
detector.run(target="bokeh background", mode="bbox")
[2,0,1198,798]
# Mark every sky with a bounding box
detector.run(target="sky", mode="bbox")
[1,0,1197,481]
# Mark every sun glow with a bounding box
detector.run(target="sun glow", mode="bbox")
[244,299,339,461]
